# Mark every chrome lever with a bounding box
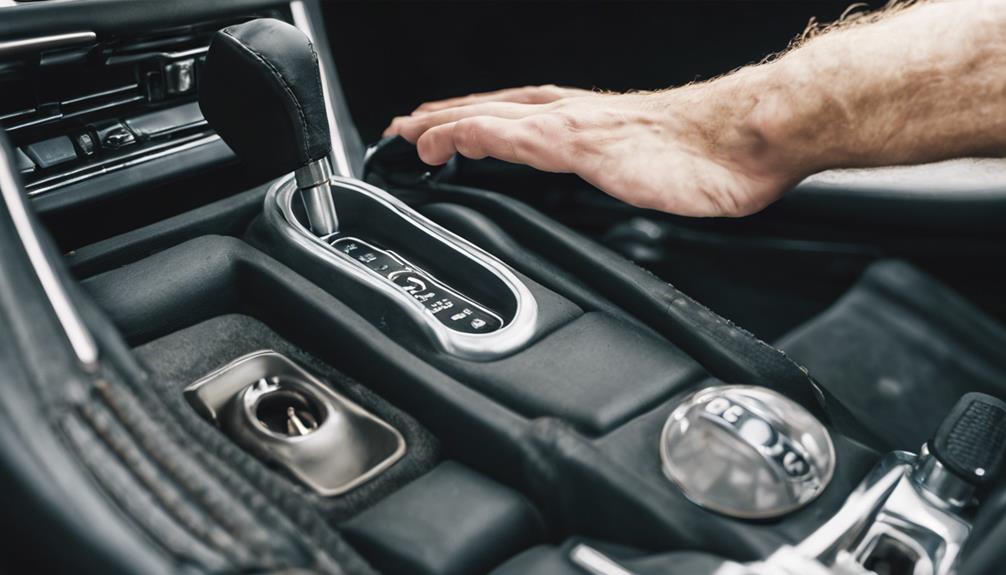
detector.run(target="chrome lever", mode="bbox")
[295,157,339,236]
[765,392,1005,575]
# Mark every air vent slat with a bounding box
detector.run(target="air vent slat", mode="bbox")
[0,107,36,122]
[104,46,208,67]
[61,94,145,120]
[4,104,62,132]
[61,84,139,106]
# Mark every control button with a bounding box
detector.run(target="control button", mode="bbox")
[391,271,443,308]
[165,58,196,95]
[125,102,205,140]
[438,302,503,334]
[456,311,501,333]
[144,70,165,102]
[76,132,96,156]
[14,147,35,173]
[392,272,428,295]
[330,237,405,278]
[92,121,137,150]
[334,240,360,254]
[23,136,77,170]
[428,298,455,314]
[333,237,504,334]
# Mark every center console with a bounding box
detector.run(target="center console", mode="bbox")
[3,3,1004,575]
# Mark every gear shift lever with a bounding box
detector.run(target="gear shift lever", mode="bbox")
[198,21,537,359]
[199,18,338,235]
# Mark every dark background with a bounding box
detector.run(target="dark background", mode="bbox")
[322,1,884,143]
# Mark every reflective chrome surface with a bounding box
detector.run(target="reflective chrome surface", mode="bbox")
[912,444,975,510]
[26,133,219,197]
[185,350,406,497]
[660,385,836,519]
[715,448,976,575]
[265,174,539,360]
[294,158,339,235]
[794,450,972,575]
[713,546,863,575]
[0,31,96,56]
[569,544,637,575]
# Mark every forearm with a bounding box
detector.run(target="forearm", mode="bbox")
[389,0,1006,217]
[740,0,1006,180]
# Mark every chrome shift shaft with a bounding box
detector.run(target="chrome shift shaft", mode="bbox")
[295,158,338,235]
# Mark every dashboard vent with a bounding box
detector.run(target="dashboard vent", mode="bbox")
[0,15,271,194]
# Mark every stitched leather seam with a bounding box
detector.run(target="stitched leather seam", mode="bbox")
[305,34,326,154]
[221,29,313,160]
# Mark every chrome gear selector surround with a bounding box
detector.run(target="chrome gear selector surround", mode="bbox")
[659,385,836,519]
[199,17,539,359]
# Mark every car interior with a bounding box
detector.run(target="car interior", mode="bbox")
[2,1,1005,574]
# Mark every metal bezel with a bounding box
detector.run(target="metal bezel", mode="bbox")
[265,174,539,361]
[185,349,407,497]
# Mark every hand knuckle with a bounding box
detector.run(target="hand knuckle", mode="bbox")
[454,118,486,154]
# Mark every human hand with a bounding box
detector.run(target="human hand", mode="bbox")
[384,80,801,218]
[386,0,1006,218]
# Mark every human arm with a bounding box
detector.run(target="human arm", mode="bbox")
[385,0,1006,217]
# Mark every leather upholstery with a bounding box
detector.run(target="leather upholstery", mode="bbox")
[343,461,545,575]
[199,18,331,179]
[782,158,1006,231]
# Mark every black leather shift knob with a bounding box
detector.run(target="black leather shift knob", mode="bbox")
[199,18,331,179]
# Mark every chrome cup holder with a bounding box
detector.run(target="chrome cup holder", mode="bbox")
[185,350,406,496]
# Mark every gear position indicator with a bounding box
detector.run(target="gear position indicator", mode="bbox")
[331,236,504,334]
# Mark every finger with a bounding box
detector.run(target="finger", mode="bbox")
[394,101,546,143]
[414,86,550,113]
[383,115,410,137]
[413,85,585,114]
[416,115,573,173]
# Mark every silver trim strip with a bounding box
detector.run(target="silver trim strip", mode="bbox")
[0,143,98,370]
[61,84,139,106]
[0,31,97,57]
[26,133,222,197]
[569,545,637,575]
[290,0,353,178]
[266,175,539,360]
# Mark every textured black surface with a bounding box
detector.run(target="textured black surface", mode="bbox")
[932,393,1006,484]
[344,461,545,575]
[436,312,702,435]
[778,260,1006,451]
[62,374,362,573]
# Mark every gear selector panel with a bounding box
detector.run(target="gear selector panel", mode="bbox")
[331,237,504,334]
[199,17,536,358]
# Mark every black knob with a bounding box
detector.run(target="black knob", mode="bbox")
[930,392,1006,486]
[199,18,331,180]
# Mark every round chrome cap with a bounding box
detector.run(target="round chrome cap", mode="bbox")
[659,385,836,519]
